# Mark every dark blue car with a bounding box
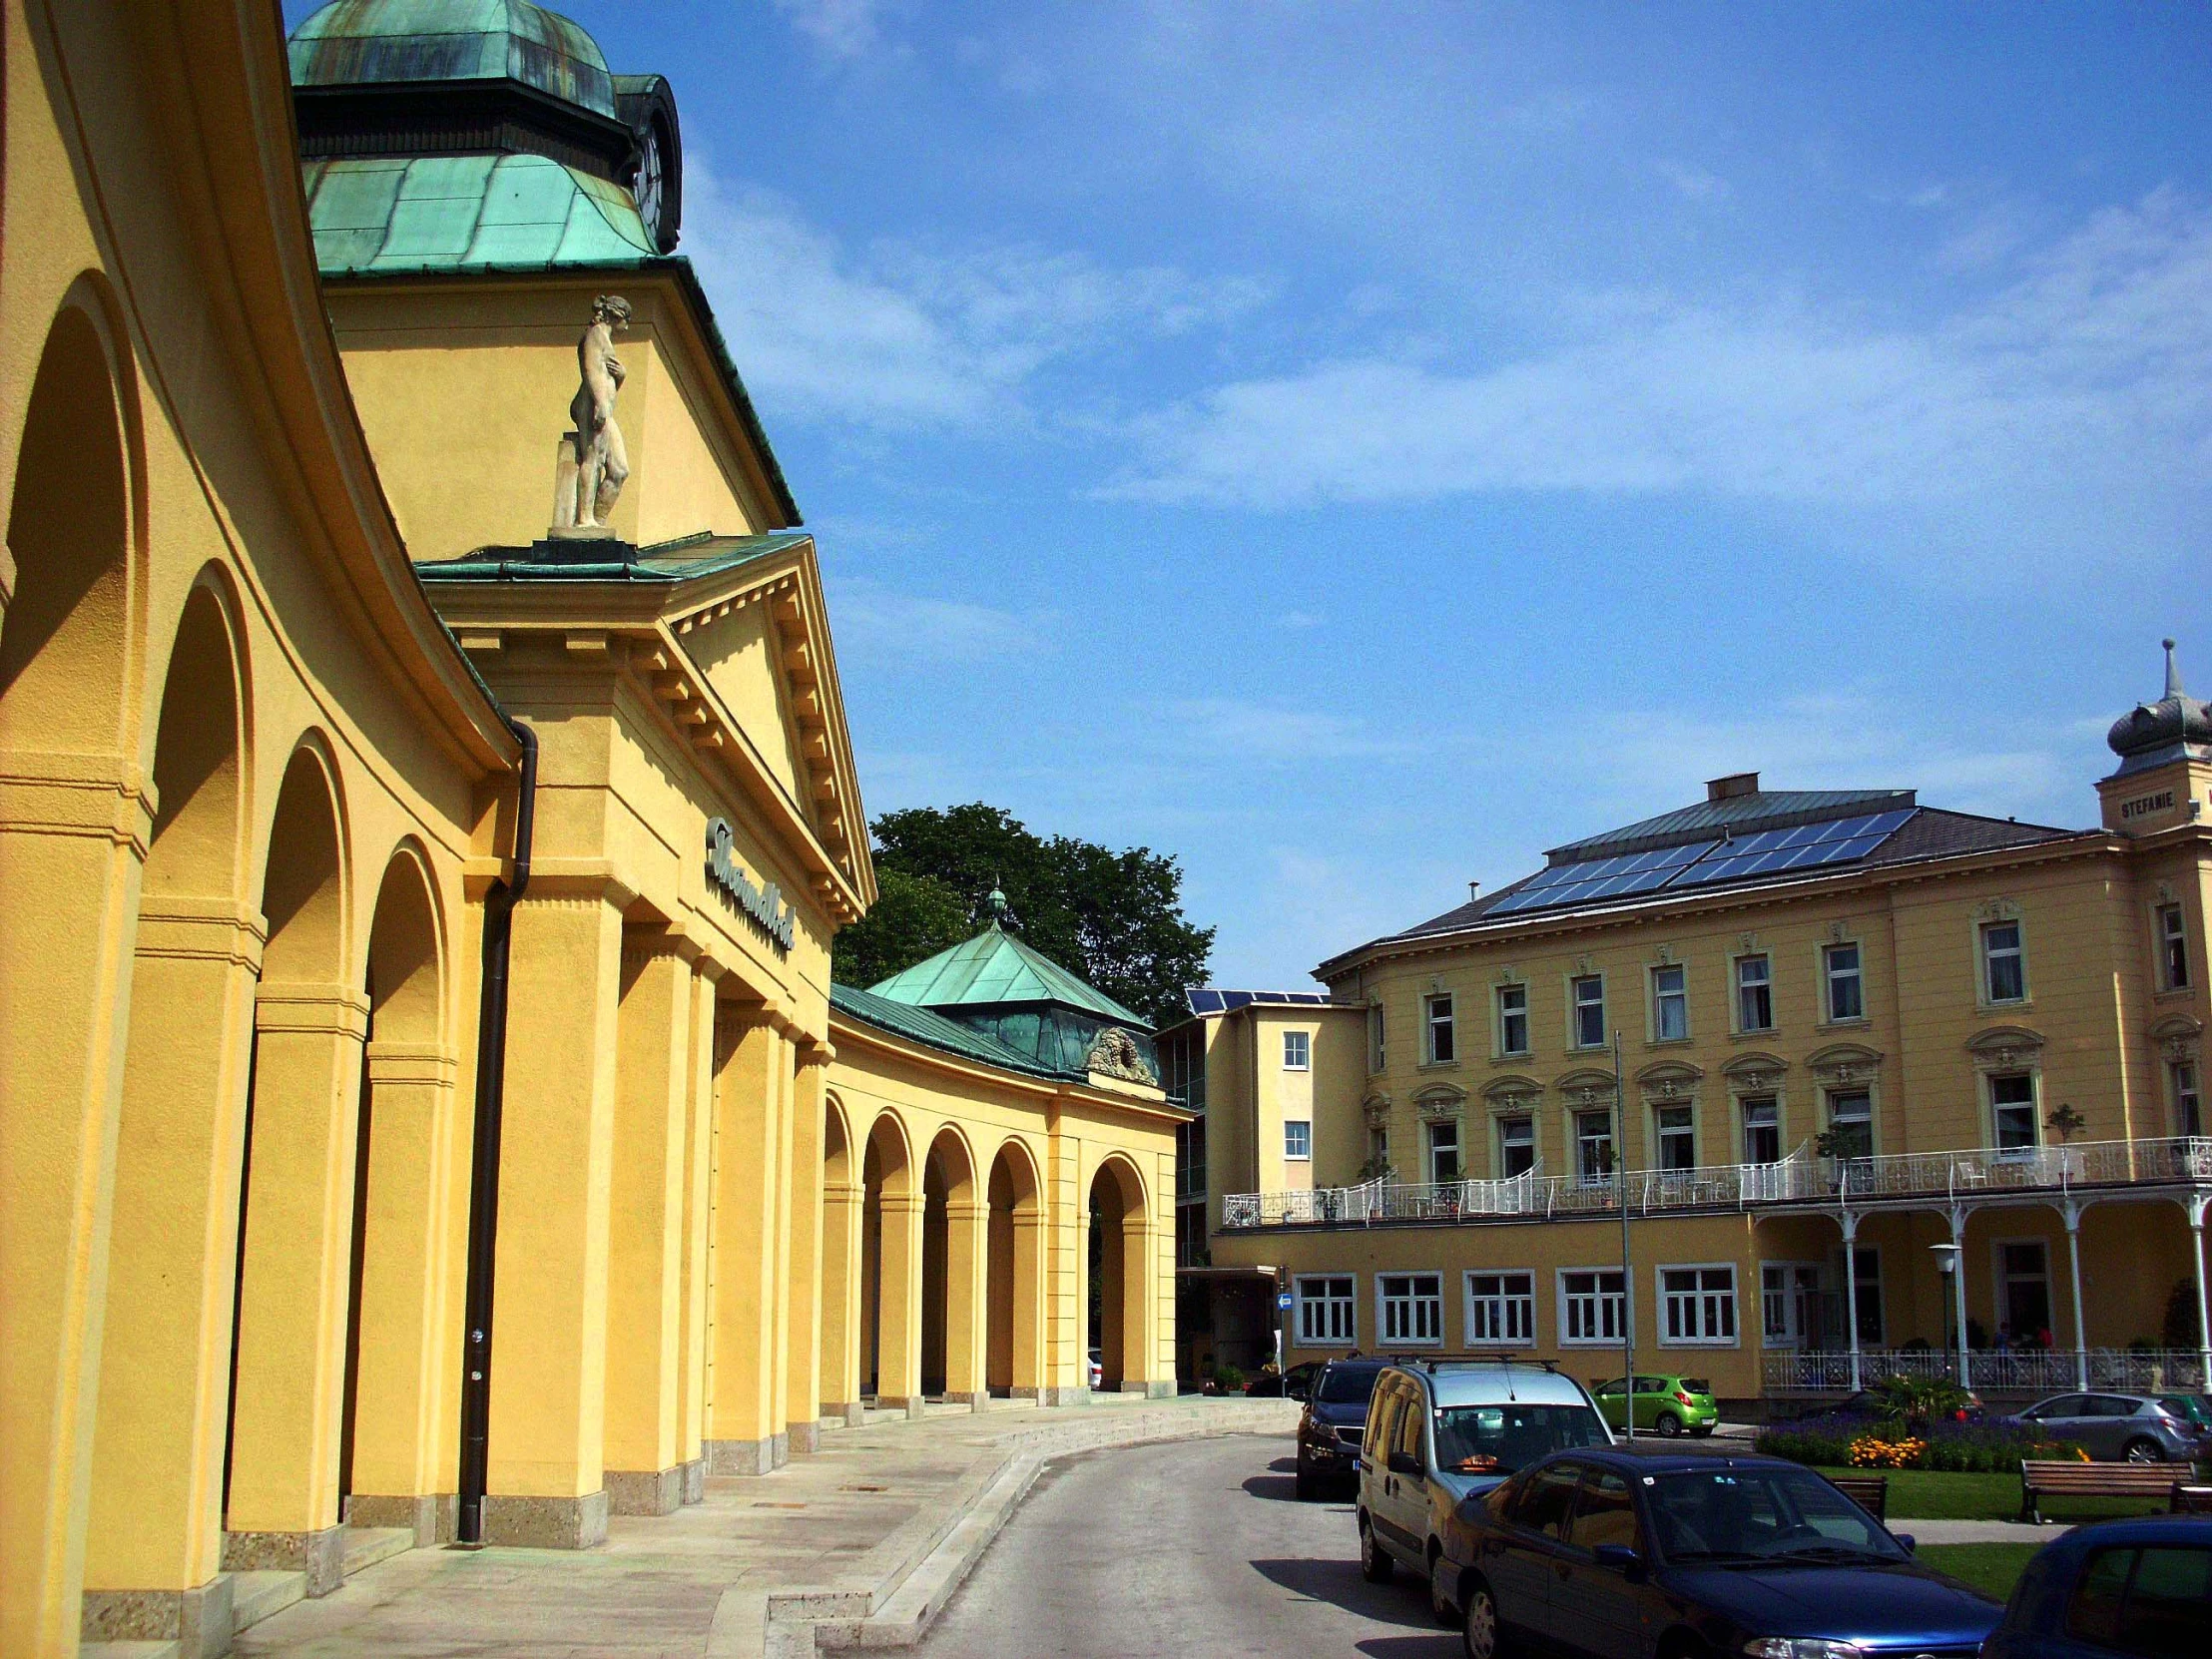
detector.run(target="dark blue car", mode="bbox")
[1979,1515,2212,1659]
[1436,1446,2002,1659]
[1296,1358,1389,1498]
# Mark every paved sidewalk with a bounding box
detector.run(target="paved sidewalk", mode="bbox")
[234,1395,1298,1658]
[1895,1517,2070,1544]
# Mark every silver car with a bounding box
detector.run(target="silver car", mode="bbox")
[2010,1391,2210,1462]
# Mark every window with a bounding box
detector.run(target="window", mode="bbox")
[1515,1463,1582,1542]
[1379,1272,1442,1346]
[1576,1109,1614,1185]
[1282,1029,1310,1070]
[1284,1119,1312,1160]
[1367,1003,1386,1072]
[2159,903,2191,991]
[1998,1240,2052,1342]
[1655,1105,1696,1171]
[1660,1265,1738,1346]
[1559,1269,1626,1344]
[1295,1275,1356,1347]
[1825,942,1864,1021]
[1498,1115,1535,1178]
[1497,983,1529,1056]
[1652,964,1688,1042]
[2176,1062,2202,1138]
[1741,1096,1780,1164]
[1368,1120,1390,1170]
[1982,920,2026,1003]
[1574,1470,1641,1553]
[1425,993,1456,1064]
[1827,1089,1873,1162]
[1465,1270,1536,1346]
[1990,1073,2037,1152]
[1572,975,1606,1048]
[2065,1543,2212,1656]
[1845,1245,1883,1344]
[1428,1118,1461,1184]
[1761,1263,1822,1347]
[1737,954,1773,1031]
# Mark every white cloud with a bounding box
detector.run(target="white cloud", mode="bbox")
[772,0,886,59]
[1154,698,1422,763]
[1655,160,1730,203]
[827,578,1049,666]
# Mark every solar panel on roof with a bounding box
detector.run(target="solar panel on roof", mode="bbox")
[1185,988,1335,1015]
[1484,839,1708,916]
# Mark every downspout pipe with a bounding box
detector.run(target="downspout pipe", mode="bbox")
[457,716,536,1543]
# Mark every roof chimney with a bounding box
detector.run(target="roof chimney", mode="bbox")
[1706,772,1760,803]
[1467,880,1480,901]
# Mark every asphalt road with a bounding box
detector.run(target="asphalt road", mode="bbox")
[914,1431,1459,1658]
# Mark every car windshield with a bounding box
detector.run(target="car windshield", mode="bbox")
[1431,1403,1606,1475]
[1647,1466,1906,1565]
[1318,1368,1381,1405]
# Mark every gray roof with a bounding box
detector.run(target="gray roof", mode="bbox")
[1548,788,1914,861]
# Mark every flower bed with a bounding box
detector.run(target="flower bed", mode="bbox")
[1760,1412,2086,1473]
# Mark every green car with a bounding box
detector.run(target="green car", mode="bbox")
[1590,1374,1719,1436]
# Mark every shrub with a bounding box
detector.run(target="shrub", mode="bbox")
[1758,1413,2090,1473]
[1212,1363,1245,1393]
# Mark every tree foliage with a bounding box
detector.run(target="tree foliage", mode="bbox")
[830,803,1215,1028]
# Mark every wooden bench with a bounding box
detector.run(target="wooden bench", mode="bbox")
[2018,1458,2202,1524]
[1827,1475,1888,1522]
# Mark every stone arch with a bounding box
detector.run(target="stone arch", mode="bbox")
[82,570,253,1610]
[985,1138,1045,1398]
[339,842,455,1534]
[1087,1154,1152,1394]
[919,1126,978,1400]
[858,1109,916,1405]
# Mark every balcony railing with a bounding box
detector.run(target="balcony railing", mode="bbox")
[1218,1135,2212,1231]
[1766,1346,2209,1394]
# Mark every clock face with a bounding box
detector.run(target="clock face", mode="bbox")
[633,126,664,244]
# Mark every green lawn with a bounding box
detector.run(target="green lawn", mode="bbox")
[1813,1466,2173,1522]
[1917,1542,2040,1603]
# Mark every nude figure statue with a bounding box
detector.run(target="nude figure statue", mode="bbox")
[566,294,631,529]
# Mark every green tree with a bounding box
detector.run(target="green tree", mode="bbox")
[830,803,1215,1027]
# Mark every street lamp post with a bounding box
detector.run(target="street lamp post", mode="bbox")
[1932,1243,1965,1387]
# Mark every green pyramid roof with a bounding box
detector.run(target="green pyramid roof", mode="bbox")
[866,922,1150,1031]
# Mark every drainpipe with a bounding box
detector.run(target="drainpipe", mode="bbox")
[456,717,537,1544]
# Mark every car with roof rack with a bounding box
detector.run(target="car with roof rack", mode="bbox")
[1358,1356,1614,1620]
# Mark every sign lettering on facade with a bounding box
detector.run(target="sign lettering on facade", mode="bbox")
[706,818,796,953]
[2121,790,2176,822]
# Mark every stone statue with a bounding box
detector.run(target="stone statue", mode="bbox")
[1086,1025,1156,1085]
[556,294,631,530]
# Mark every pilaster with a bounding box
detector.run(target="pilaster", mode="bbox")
[704,1008,791,1472]
[784,1045,830,1451]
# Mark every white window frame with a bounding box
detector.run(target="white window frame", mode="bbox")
[2175,1060,2203,1138]
[1824,941,1865,1023]
[1497,1114,1535,1178]
[1827,1087,1874,1161]
[1987,1071,2038,1155]
[1990,1237,2052,1345]
[1839,1243,1884,1346]
[1464,1269,1537,1347]
[1424,992,1456,1064]
[1571,973,1606,1050]
[1575,1107,1614,1186]
[1740,1095,1781,1165]
[1496,982,1530,1057]
[1368,1003,1386,1073]
[1736,953,1774,1032]
[1980,919,2027,1005]
[1284,1118,1312,1161]
[1760,1260,1823,1348]
[1556,1268,1627,1346]
[1295,1274,1357,1348]
[1427,1117,1462,1184]
[1651,963,1689,1043]
[1657,1263,1739,1348]
[1282,1029,1310,1071]
[2158,903,2191,992]
[1378,1271,1444,1348]
[1654,1103,1696,1172]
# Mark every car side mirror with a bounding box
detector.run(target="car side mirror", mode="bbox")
[1289,1382,1311,1401]
[1388,1450,1423,1477]
[1592,1543,1641,1570]
[1893,1534,1917,1555]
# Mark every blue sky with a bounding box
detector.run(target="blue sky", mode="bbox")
[293,2,2212,990]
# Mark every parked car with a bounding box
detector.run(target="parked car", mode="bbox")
[2004,1393,2211,1463]
[1087,1348,1102,1389]
[1296,1358,1389,1498]
[1358,1360,1613,1621]
[1980,1515,2211,1659]
[1589,1374,1720,1437]
[1437,1446,2002,1659]
[1248,1360,1324,1399]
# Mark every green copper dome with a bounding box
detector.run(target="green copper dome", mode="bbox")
[289,0,616,118]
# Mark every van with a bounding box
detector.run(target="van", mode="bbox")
[1357,1359,1614,1623]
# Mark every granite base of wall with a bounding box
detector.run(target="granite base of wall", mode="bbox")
[224,1523,345,1595]
[1038,1385,1090,1406]
[605,1464,686,1516]
[875,1395,929,1420]
[706,1435,778,1476]
[480,1489,609,1549]
[81,1574,234,1659]
[345,1491,456,1546]
[682,1457,707,1503]
[788,1419,822,1455]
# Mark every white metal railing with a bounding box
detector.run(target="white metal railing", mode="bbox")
[1765,1347,2209,1394]
[1217,1135,2212,1230]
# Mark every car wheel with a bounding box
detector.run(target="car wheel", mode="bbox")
[2124,1437,2166,1463]
[1462,1581,1503,1659]
[1360,1518,1394,1583]
[1655,1411,1683,1437]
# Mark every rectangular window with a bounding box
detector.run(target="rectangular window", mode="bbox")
[1652,964,1688,1041]
[1737,954,1773,1031]
[1760,1264,1801,1344]
[1572,974,1606,1048]
[1655,1105,1696,1171]
[1368,1003,1386,1072]
[1296,1275,1357,1347]
[1425,993,1456,1064]
[1497,983,1530,1056]
[1428,1119,1461,1184]
[1828,1089,1873,1162]
[1990,1073,2038,1152]
[1982,920,2026,1004]
[1367,1121,1390,1171]
[1284,1119,1312,1160]
[1499,1115,1535,1178]
[1576,1108,1614,1186]
[2159,903,2191,991]
[1825,942,1864,1021]
[1847,1245,1883,1344]
[2176,1062,2203,1138]
[1660,1265,1738,1346]
[1742,1096,1780,1165]
[1465,1270,1536,1346]
[1559,1268,1626,1345]
[1379,1272,1443,1346]
[1282,1029,1310,1070]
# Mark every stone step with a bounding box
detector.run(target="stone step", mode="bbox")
[341,1525,413,1577]
[230,1568,306,1635]
[80,1644,182,1659]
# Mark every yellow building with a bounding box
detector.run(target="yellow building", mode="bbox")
[1199,712,2212,1412]
[0,3,1180,1655]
